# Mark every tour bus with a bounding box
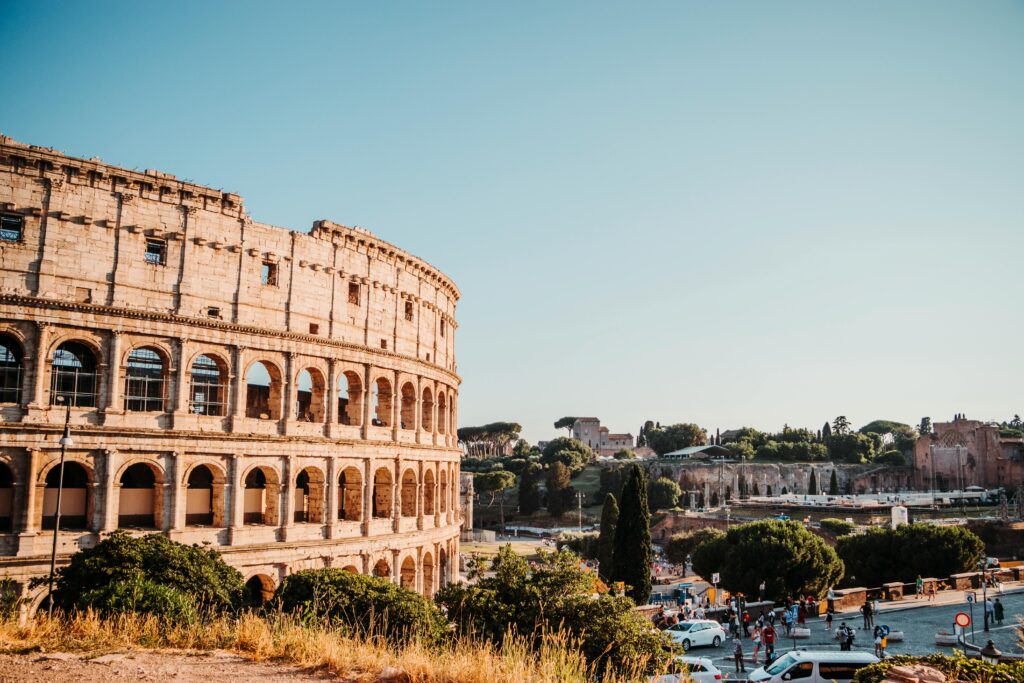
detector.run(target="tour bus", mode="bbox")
[747,650,878,683]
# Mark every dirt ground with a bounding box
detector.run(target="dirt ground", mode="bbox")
[0,650,342,682]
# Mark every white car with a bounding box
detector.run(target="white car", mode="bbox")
[663,620,727,650]
[748,650,878,683]
[650,656,724,683]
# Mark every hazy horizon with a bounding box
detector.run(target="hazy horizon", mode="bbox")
[2,1,1021,443]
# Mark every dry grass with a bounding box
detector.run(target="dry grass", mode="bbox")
[0,611,664,683]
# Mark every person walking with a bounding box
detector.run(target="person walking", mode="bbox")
[762,622,777,660]
[759,580,766,602]
[825,604,834,632]
[915,575,924,599]
[797,599,807,625]
[732,635,746,674]
[985,597,995,625]
[751,625,763,665]
[994,598,1005,624]
[861,600,872,630]
[928,582,937,601]
[743,610,751,636]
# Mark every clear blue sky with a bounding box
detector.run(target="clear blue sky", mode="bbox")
[2,1,1022,442]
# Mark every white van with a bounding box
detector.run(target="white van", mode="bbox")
[747,650,878,683]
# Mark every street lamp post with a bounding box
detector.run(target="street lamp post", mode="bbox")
[979,559,989,632]
[980,639,1001,665]
[46,397,74,616]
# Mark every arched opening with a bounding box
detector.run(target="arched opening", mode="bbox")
[372,467,392,518]
[422,552,435,599]
[0,463,13,531]
[118,462,161,529]
[401,469,417,517]
[421,387,433,432]
[372,377,391,427]
[294,467,325,524]
[400,556,416,590]
[440,470,448,514]
[439,547,449,588]
[50,341,98,407]
[244,574,275,608]
[0,335,23,404]
[437,392,447,435]
[338,466,362,521]
[189,354,227,416]
[124,347,167,412]
[245,361,282,420]
[423,470,435,516]
[449,395,455,434]
[186,464,219,526]
[337,371,362,426]
[372,558,390,578]
[400,382,416,430]
[243,466,280,525]
[43,461,90,530]
[341,565,359,573]
[295,368,325,423]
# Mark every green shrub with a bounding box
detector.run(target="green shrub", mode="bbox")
[557,531,600,560]
[819,518,855,536]
[853,653,1024,683]
[875,450,907,466]
[77,576,198,622]
[273,568,447,645]
[51,531,244,615]
[664,528,725,565]
[837,523,984,587]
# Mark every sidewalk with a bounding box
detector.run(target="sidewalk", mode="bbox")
[837,581,1024,616]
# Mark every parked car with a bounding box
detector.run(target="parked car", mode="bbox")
[748,650,878,683]
[662,620,726,650]
[650,655,723,683]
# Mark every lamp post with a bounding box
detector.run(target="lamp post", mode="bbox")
[979,558,990,632]
[46,397,74,616]
[980,639,1001,665]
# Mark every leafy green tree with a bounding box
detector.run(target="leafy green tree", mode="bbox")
[458,422,523,457]
[726,439,755,460]
[836,524,984,587]
[613,448,636,460]
[645,423,708,456]
[832,416,851,435]
[827,432,875,463]
[647,476,681,511]
[557,531,599,559]
[807,469,818,495]
[553,416,578,435]
[665,528,725,566]
[819,518,855,536]
[828,469,839,495]
[611,464,652,605]
[512,439,538,457]
[541,437,595,473]
[755,441,829,462]
[436,547,672,675]
[475,470,516,530]
[689,529,729,581]
[919,417,932,436]
[598,464,626,500]
[859,419,912,435]
[597,493,619,580]
[51,531,243,616]
[698,521,844,600]
[876,450,907,466]
[518,462,543,515]
[545,461,573,517]
[274,569,447,645]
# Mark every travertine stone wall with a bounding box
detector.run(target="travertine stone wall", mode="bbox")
[0,135,462,608]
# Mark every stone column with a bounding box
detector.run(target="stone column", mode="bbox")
[105,331,123,414]
[19,449,40,534]
[433,462,442,527]
[282,353,295,433]
[172,338,190,418]
[391,548,401,586]
[361,459,373,536]
[228,346,246,430]
[416,460,424,531]
[415,375,422,445]
[325,456,337,538]
[101,449,119,532]
[431,380,439,447]
[415,546,424,594]
[361,364,372,439]
[390,369,400,441]
[281,455,294,537]
[228,453,245,544]
[30,323,50,408]
[325,359,338,436]
[392,458,401,533]
[170,452,186,531]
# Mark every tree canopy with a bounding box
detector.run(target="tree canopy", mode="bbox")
[664,528,725,566]
[597,493,619,581]
[645,423,708,456]
[611,464,652,605]
[545,461,574,517]
[647,476,681,511]
[458,422,523,457]
[541,437,595,473]
[836,523,984,587]
[553,416,578,434]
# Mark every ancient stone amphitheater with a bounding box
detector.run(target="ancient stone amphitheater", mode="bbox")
[0,135,461,610]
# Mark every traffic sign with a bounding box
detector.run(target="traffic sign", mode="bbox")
[966,593,975,604]
[711,573,720,584]
[878,625,891,637]
[955,612,971,628]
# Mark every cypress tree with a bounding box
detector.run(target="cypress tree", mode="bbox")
[752,481,760,496]
[829,469,840,495]
[518,463,542,515]
[766,484,773,496]
[596,493,619,581]
[545,462,572,517]
[822,421,832,440]
[808,470,818,495]
[611,464,652,605]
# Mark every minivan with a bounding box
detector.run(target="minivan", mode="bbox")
[747,650,879,683]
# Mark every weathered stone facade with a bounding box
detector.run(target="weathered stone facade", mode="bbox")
[913,415,1024,490]
[0,135,461,608]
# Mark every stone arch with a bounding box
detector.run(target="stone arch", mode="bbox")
[372,377,392,427]
[117,460,164,529]
[294,465,325,524]
[423,468,435,516]
[400,555,416,590]
[41,460,93,530]
[50,339,100,408]
[337,370,362,426]
[123,344,170,412]
[421,386,433,432]
[338,466,362,521]
[422,551,435,598]
[243,465,281,525]
[184,462,226,527]
[188,352,229,416]
[244,574,275,608]
[400,382,416,430]
[372,558,391,578]
[372,467,392,518]
[437,391,447,435]
[0,332,24,405]
[0,462,12,531]
[401,468,417,517]
[440,469,448,514]
[245,360,283,420]
[295,367,326,423]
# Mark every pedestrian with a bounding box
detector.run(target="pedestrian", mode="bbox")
[759,580,766,602]
[732,635,746,673]
[928,582,937,601]
[861,600,872,630]
[985,598,995,624]
[873,628,883,659]
[825,604,834,631]
[915,575,924,599]
[743,610,750,636]
[797,600,807,625]
[994,598,1004,624]
[751,625,762,664]
[767,608,776,626]
[763,622,777,659]
[781,607,791,636]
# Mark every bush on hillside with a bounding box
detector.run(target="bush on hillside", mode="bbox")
[557,531,600,560]
[819,518,855,536]
[51,531,243,616]
[875,450,907,466]
[273,568,447,645]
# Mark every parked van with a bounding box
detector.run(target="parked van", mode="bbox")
[747,650,878,683]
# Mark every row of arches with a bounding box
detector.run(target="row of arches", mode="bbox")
[2,458,455,533]
[0,333,455,434]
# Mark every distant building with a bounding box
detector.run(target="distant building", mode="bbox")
[660,445,733,460]
[913,414,1024,490]
[570,417,635,457]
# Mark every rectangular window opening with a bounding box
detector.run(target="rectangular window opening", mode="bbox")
[404,301,414,321]
[206,306,221,319]
[144,238,167,265]
[261,261,278,286]
[440,319,446,337]
[348,282,360,305]
[309,323,319,335]
[380,339,388,350]
[0,214,23,242]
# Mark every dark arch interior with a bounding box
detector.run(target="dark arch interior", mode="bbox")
[188,465,214,488]
[0,463,12,531]
[120,463,156,488]
[0,334,22,404]
[245,468,267,488]
[43,461,89,530]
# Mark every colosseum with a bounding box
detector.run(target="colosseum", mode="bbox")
[0,135,462,610]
